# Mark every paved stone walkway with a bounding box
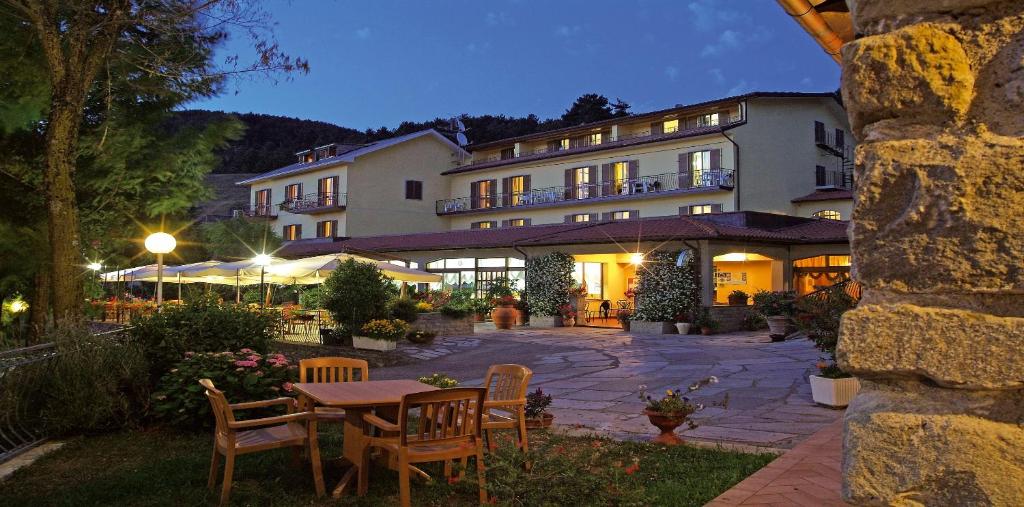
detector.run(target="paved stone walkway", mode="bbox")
[706,418,847,506]
[379,326,842,449]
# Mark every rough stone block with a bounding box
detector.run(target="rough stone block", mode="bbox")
[839,303,1024,389]
[851,136,1024,293]
[842,24,973,137]
[843,379,1024,506]
[850,0,1005,30]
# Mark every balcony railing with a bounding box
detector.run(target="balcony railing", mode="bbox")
[466,115,742,166]
[279,192,347,214]
[814,129,849,158]
[244,204,278,218]
[815,168,853,190]
[436,169,734,215]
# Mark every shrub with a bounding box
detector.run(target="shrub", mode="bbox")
[387,298,419,323]
[151,350,297,429]
[469,297,493,316]
[321,258,398,334]
[128,295,278,380]
[633,250,700,322]
[437,288,474,318]
[525,252,574,316]
[241,288,262,305]
[751,290,796,317]
[485,276,517,299]
[742,312,767,331]
[298,286,324,309]
[792,284,857,379]
[693,307,720,332]
[359,319,409,341]
[414,301,434,313]
[525,388,553,419]
[417,373,459,388]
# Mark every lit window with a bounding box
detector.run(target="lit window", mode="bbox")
[500,147,515,160]
[507,218,526,227]
[613,161,629,194]
[316,220,336,238]
[587,132,602,146]
[663,119,679,133]
[284,183,301,203]
[510,176,526,206]
[472,221,495,229]
[572,214,590,223]
[690,150,711,185]
[813,210,842,220]
[283,224,301,241]
[574,167,590,199]
[254,189,271,215]
[572,262,604,298]
[697,113,720,127]
[690,205,713,215]
[611,211,632,220]
[472,180,494,209]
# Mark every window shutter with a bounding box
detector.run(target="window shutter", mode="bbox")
[405,180,413,199]
[680,206,691,216]
[588,166,598,198]
[631,209,640,219]
[835,129,845,149]
[601,163,613,196]
[564,169,573,199]
[601,212,612,221]
[471,222,479,229]
[678,152,692,189]
[523,175,531,192]
[589,213,599,222]
[470,181,480,209]
[501,219,509,227]
[814,121,825,144]
[710,148,722,170]
[316,222,322,238]
[501,177,512,207]
[711,204,723,213]
[564,214,573,224]
[651,121,663,135]
[718,109,731,124]
[295,225,302,240]
[628,160,639,181]
[331,220,338,237]
[488,179,497,207]
[815,165,826,186]
[524,218,532,226]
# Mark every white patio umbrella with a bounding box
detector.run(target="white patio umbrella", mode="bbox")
[245,254,441,284]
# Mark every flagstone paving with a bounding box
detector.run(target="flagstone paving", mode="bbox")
[380,326,841,449]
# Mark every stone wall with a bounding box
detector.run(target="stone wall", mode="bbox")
[839,1,1024,504]
[708,305,751,333]
[412,313,474,337]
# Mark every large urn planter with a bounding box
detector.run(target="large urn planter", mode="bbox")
[644,410,685,446]
[352,335,397,352]
[766,315,789,338]
[630,320,677,335]
[525,413,555,430]
[530,315,562,328]
[491,305,516,330]
[675,322,691,335]
[809,375,860,408]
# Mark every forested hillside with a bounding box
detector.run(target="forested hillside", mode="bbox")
[179,94,630,174]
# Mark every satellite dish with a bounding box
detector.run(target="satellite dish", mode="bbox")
[456,132,469,146]
[676,249,693,267]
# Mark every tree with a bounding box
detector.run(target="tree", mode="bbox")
[321,259,398,334]
[201,218,283,260]
[0,0,306,326]
[561,94,631,126]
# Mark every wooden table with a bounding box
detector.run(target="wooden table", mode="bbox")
[293,380,439,498]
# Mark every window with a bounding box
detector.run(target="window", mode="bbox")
[813,210,842,220]
[586,132,602,146]
[471,180,494,209]
[509,176,526,206]
[697,113,720,127]
[507,218,527,227]
[283,224,301,241]
[835,128,845,149]
[572,262,604,298]
[405,180,423,200]
[318,177,337,206]
[284,183,302,203]
[471,221,496,229]
[663,119,679,133]
[611,210,632,220]
[690,150,711,185]
[254,189,271,215]
[571,213,590,223]
[574,167,590,199]
[500,147,515,160]
[297,150,314,164]
[691,205,713,215]
[316,220,337,238]
[549,138,570,152]
[423,257,525,296]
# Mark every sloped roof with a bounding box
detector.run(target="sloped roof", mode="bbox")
[277,211,849,258]
[791,189,853,202]
[236,129,468,185]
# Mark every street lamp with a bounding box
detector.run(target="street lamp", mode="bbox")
[145,232,176,309]
[87,262,102,271]
[252,253,272,308]
[630,252,645,265]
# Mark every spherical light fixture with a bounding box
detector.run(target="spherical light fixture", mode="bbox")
[252,253,272,266]
[144,232,176,254]
[630,253,645,265]
[87,262,102,271]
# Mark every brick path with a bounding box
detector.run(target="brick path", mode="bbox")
[705,418,847,506]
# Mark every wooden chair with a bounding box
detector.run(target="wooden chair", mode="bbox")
[480,364,533,454]
[298,357,369,421]
[358,388,488,507]
[200,379,325,506]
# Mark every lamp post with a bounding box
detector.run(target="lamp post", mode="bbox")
[145,232,176,310]
[253,253,272,308]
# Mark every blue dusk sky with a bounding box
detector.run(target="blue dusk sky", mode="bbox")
[192,0,840,131]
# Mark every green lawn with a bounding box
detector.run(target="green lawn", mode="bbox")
[0,428,773,506]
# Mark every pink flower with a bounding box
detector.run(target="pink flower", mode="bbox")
[184,351,195,358]
[283,382,294,392]
[247,355,261,362]
[239,348,254,354]
[234,360,258,368]
[254,370,265,377]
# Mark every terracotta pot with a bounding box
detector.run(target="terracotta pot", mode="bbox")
[525,413,554,429]
[515,309,527,326]
[728,295,749,306]
[620,320,630,332]
[563,317,575,327]
[644,410,685,445]
[491,305,516,329]
[701,326,714,335]
[766,315,789,337]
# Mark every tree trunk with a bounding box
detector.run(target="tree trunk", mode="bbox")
[44,99,85,326]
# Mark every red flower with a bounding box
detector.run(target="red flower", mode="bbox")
[624,463,640,475]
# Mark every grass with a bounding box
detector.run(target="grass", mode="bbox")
[0,428,773,506]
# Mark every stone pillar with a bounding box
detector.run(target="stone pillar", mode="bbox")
[838,1,1024,505]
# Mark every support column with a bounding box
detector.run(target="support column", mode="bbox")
[839,1,1024,504]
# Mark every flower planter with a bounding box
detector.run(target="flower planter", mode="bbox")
[766,315,789,337]
[515,309,527,326]
[630,320,676,334]
[674,322,691,334]
[352,335,397,351]
[563,317,576,327]
[525,413,554,430]
[619,320,631,332]
[809,375,861,408]
[727,295,749,306]
[700,326,715,335]
[530,315,561,328]
[473,313,486,323]
[491,305,516,330]
[644,410,685,446]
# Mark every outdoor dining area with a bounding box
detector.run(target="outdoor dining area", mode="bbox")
[202,359,533,507]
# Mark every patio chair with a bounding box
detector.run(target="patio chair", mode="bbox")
[298,357,369,422]
[200,379,324,506]
[480,364,533,455]
[358,388,488,507]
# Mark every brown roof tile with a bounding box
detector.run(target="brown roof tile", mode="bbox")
[791,189,853,202]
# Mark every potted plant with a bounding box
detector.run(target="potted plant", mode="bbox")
[417,373,459,388]
[638,377,718,445]
[727,290,749,306]
[617,309,632,332]
[752,290,796,341]
[694,308,720,335]
[514,295,529,326]
[557,304,577,327]
[674,310,691,335]
[793,285,861,407]
[490,295,518,330]
[406,329,436,345]
[471,298,494,322]
[524,388,554,429]
[353,318,409,351]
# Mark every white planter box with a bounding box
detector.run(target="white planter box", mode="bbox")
[352,335,397,351]
[630,320,676,334]
[810,375,861,408]
[530,315,561,328]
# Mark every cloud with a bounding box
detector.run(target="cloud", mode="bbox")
[687,0,747,32]
[700,27,772,58]
[554,25,582,38]
[800,77,813,87]
[709,68,725,84]
[466,41,492,54]
[354,27,371,40]
[664,66,680,81]
[485,11,514,26]
[728,80,752,96]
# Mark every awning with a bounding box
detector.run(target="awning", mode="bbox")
[244,254,441,284]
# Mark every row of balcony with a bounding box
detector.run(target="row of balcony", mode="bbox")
[815,168,853,190]
[435,169,734,215]
[244,193,347,218]
[467,115,742,166]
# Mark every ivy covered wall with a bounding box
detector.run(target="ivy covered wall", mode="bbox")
[633,250,701,322]
[524,252,575,317]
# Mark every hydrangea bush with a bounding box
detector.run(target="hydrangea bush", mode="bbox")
[632,250,700,322]
[525,252,574,317]
[151,349,298,429]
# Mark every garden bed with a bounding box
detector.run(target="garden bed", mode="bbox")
[413,312,474,336]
